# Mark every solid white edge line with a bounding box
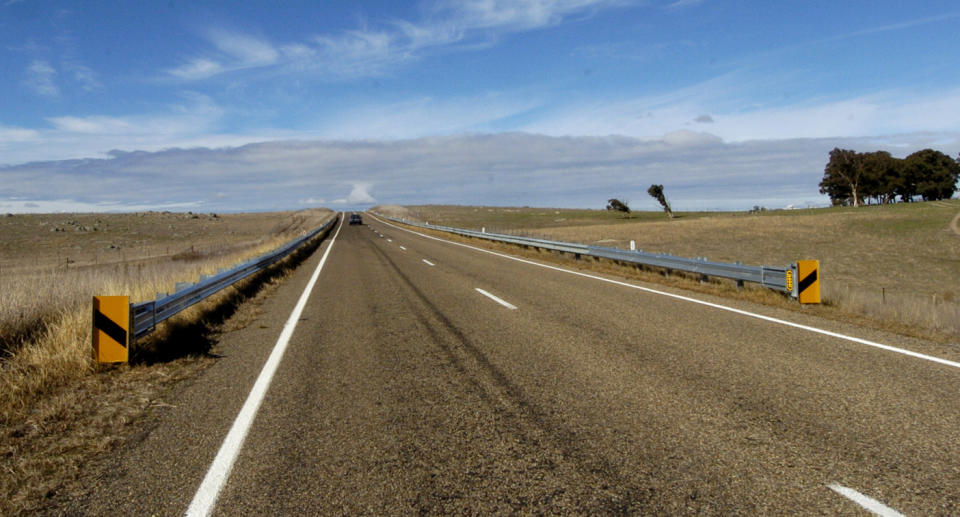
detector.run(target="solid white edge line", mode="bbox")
[476,288,518,310]
[422,259,435,266]
[828,484,906,517]
[185,213,345,517]
[373,215,960,371]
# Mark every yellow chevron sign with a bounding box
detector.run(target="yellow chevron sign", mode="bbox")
[797,260,821,304]
[93,296,129,363]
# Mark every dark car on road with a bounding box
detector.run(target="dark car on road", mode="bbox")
[349,213,363,225]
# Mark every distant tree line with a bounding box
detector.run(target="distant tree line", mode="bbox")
[819,148,960,206]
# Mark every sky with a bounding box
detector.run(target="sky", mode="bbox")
[1,0,959,213]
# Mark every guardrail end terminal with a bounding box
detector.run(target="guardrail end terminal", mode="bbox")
[92,295,131,364]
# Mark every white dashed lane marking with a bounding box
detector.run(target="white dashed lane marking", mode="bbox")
[828,484,905,517]
[475,288,518,310]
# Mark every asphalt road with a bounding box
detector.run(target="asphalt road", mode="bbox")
[73,213,960,515]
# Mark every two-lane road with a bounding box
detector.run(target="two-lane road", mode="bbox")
[78,213,960,515]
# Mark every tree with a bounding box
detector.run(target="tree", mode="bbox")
[606,198,630,213]
[860,151,902,204]
[819,148,865,206]
[647,184,673,218]
[905,149,960,201]
[818,147,958,206]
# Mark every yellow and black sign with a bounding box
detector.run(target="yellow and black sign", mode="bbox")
[93,296,129,363]
[797,260,820,304]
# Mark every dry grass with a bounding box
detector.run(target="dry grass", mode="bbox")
[0,208,332,423]
[0,208,334,514]
[382,201,960,341]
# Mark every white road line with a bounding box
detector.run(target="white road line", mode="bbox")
[422,259,435,266]
[374,215,960,371]
[476,288,518,310]
[185,214,345,517]
[399,246,407,251]
[829,484,905,517]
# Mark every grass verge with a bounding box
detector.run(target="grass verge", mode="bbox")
[0,210,334,515]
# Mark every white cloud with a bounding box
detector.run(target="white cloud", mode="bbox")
[43,94,223,137]
[711,90,960,141]
[207,29,279,66]
[165,30,281,80]
[165,1,626,81]
[168,58,226,80]
[3,132,956,214]
[664,0,704,9]
[317,93,541,140]
[432,0,616,31]
[47,116,135,134]
[661,130,722,146]
[521,74,960,142]
[63,61,101,91]
[827,12,960,42]
[334,183,377,205]
[0,124,40,142]
[23,60,59,97]
[0,94,254,165]
[0,198,201,214]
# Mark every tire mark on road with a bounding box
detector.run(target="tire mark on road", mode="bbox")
[369,243,656,513]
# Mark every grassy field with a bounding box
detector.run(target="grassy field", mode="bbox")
[1,208,334,513]
[392,204,720,230]
[381,201,960,340]
[0,210,329,355]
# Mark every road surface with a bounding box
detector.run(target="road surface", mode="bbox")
[73,213,960,515]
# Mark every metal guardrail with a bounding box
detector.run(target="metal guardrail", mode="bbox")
[376,214,804,298]
[130,215,337,340]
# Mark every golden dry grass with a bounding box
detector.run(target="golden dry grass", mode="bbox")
[384,201,960,340]
[0,208,334,514]
[0,209,332,423]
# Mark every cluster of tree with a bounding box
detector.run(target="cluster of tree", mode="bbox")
[819,148,960,206]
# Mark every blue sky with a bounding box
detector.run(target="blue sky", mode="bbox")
[2,0,959,212]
